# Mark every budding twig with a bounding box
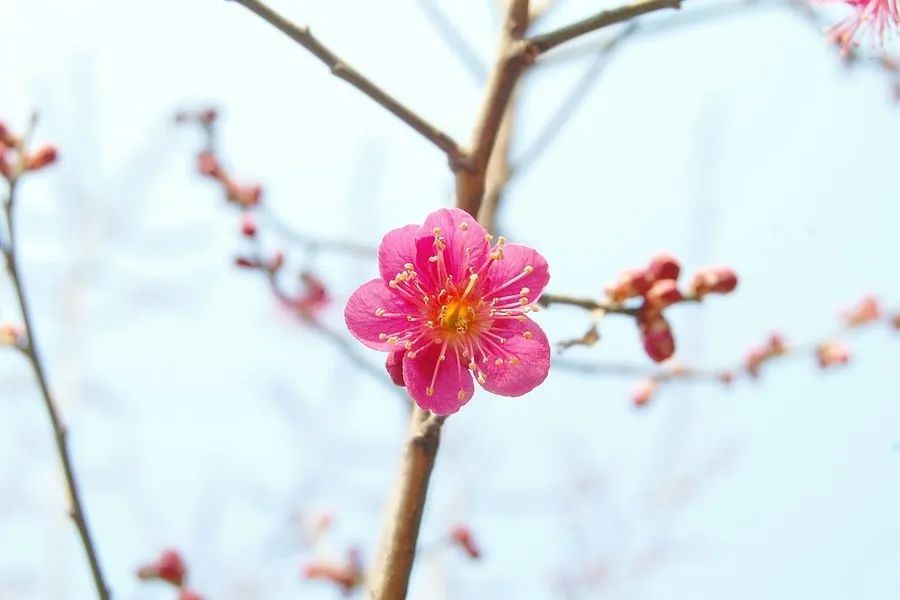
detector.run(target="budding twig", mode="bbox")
[1,123,110,599]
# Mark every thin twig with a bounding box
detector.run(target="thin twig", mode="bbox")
[226,0,465,165]
[416,0,488,82]
[539,292,641,315]
[526,0,682,55]
[514,23,637,174]
[258,205,376,258]
[3,160,110,598]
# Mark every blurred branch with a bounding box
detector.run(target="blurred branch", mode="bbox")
[226,0,465,165]
[1,120,110,599]
[258,205,376,258]
[416,0,488,82]
[526,0,682,55]
[514,24,637,174]
[370,407,445,598]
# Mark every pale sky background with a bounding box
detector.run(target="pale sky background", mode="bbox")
[1,0,899,598]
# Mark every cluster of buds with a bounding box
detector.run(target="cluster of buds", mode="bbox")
[606,254,738,363]
[137,549,204,600]
[0,120,58,181]
[196,150,262,208]
[449,525,482,560]
[301,548,364,595]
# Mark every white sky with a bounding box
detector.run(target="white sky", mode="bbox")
[1,0,900,598]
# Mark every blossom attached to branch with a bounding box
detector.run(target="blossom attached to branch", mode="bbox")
[824,0,900,53]
[345,208,551,415]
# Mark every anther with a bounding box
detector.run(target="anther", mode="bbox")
[426,386,435,397]
[404,263,414,271]
[459,222,469,231]
[523,331,533,340]
[523,265,534,274]
[457,389,467,400]
[375,308,386,317]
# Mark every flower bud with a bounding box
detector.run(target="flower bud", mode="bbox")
[25,145,58,171]
[689,267,738,298]
[892,313,900,331]
[639,316,675,363]
[450,525,481,560]
[178,590,204,600]
[0,121,16,147]
[137,549,187,587]
[0,324,24,348]
[631,378,657,407]
[240,214,257,238]
[816,341,850,369]
[645,279,683,309]
[226,181,262,208]
[234,256,257,269]
[196,151,221,178]
[841,295,881,327]
[647,253,681,282]
[744,347,767,378]
[605,269,652,302]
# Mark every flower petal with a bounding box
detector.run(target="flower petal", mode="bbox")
[344,279,415,351]
[402,342,474,415]
[379,224,419,283]
[484,243,550,304]
[421,208,490,283]
[385,350,406,387]
[480,317,551,397]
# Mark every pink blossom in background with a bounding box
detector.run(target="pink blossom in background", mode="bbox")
[345,208,551,415]
[826,0,900,53]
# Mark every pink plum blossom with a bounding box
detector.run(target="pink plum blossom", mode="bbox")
[826,0,899,53]
[345,208,551,415]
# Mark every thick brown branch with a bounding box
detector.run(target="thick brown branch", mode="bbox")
[527,0,682,55]
[3,177,110,599]
[227,0,464,163]
[455,0,532,216]
[369,408,445,599]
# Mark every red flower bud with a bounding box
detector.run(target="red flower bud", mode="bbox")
[298,271,329,311]
[196,151,221,178]
[766,331,787,356]
[841,295,881,327]
[450,525,481,560]
[647,253,681,282]
[631,378,657,407]
[816,341,850,369]
[0,121,16,146]
[178,590,204,600]
[240,214,257,238]
[137,549,187,587]
[200,109,218,126]
[639,316,675,362]
[0,324,25,348]
[234,256,257,269]
[743,347,767,378]
[25,145,58,171]
[689,267,738,298]
[605,269,652,302]
[645,279,683,309]
[226,182,262,207]
[302,550,363,594]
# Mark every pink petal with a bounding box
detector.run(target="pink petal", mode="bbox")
[402,342,474,415]
[379,224,419,283]
[344,279,415,351]
[385,351,406,387]
[484,243,550,304]
[420,208,490,283]
[480,317,551,397]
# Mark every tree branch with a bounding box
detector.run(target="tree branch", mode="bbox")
[456,0,532,216]
[527,0,682,55]
[2,153,110,598]
[226,0,465,164]
[369,407,445,598]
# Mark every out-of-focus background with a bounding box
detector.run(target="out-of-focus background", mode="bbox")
[2,0,899,598]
